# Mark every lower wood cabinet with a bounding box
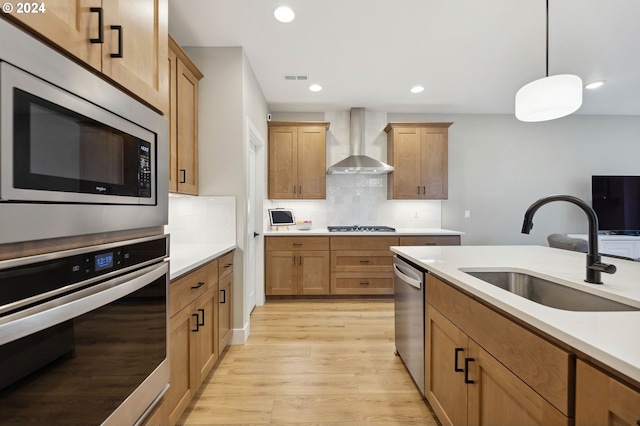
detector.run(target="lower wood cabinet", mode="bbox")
[426,274,571,426]
[575,360,640,426]
[161,250,234,426]
[265,235,460,296]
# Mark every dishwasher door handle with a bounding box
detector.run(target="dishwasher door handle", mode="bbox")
[393,264,422,289]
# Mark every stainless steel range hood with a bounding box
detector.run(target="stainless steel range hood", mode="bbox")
[326,108,394,175]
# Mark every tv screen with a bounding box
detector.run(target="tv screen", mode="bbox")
[592,176,640,234]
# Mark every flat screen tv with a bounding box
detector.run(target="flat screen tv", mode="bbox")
[592,175,640,235]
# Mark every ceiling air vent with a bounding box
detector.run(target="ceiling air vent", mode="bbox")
[283,74,309,81]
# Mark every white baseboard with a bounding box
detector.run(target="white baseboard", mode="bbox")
[230,321,250,345]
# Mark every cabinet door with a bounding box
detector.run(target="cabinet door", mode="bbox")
[218,273,233,351]
[297,126,326,199]
[297,251,330,295]
[420,127,448,199]
[268,126,298,199]
[194,284,219,385]
[576,360,640,426]
[467,341,569,426]
[425,306,469,426]
[167,303,198,426]
[175,58,199,195]
[390,128,422,199]
[5,0,102,70]
[101,0,168,112]
[265,251,298,295]
[167,47,178,192]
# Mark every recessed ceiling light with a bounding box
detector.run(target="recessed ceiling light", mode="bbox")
[309,84,322,92]
[274,6,295,23]
[410,85,425,94]
[584,80,606,90]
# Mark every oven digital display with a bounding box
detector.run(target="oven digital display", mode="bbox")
[95,252,114,272]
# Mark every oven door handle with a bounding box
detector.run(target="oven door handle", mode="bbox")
[0,261,168,346]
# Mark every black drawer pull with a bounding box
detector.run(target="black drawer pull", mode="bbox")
[454,348,464,372]
[191,281,206,290]
[359,259,370,263]
[197,308,205,326]
[192,313,200,332]
[89,7,103,43]
[224,263,233,269]
[110,25,123,58]
[220,289,226,304]
[292,243,303,246]
[359,281,370,285]
[464,357,475,384]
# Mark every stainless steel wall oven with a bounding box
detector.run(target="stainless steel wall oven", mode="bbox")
[0,18,168,245]
[0,235,169,425]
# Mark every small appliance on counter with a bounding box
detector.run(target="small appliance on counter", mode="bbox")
[296,220,313,230]
[268,208,296,230]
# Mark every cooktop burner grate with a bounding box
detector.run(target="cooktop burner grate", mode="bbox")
[327,225,396,232]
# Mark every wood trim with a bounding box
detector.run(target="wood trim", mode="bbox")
[330,250,394,272]
[169,34,203,80]
[0,227,164,261]
[398,235,461,246]
[265,236,330,251]
[330,236,399,251]
[384,122,453,133]
[330,272,393,295]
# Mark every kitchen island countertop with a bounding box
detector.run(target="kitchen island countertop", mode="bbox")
[169,243,236,280]
[390,244,640,385]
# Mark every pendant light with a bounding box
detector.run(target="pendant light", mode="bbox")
[515,0,582,122]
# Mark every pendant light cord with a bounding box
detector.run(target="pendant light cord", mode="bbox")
[546,0,549,77]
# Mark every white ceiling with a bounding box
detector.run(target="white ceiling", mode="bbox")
[168,0,640,115]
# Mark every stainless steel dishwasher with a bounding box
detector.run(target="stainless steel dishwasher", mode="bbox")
[393,255,426,395]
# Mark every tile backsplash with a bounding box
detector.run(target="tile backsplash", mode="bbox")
[165,195,236,244]
[265,109,441,230]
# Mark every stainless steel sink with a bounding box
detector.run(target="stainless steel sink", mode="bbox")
[462,270,639,312]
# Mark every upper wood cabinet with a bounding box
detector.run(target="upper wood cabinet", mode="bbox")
[168,36,203,195]
[385,123,453,200]
[5,0,169,113]
[268,122,329,199]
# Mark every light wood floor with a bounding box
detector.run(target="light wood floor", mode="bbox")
[177,300,438,425]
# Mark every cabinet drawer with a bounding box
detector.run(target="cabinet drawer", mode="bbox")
[170,260,219,317]
[399,235,460,246]
[330,236,398,251]
[266,236,329,250]
[331,272,394,295]
[331,251,393,272]
[219,251,234,279]
[427,274,572,416]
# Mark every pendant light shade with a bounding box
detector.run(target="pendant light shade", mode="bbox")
[515,74,583,122]
[515,0,583,122]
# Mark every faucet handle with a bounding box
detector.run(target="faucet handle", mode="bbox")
[588,261,617,274]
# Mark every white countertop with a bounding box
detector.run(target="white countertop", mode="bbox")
[169,243,236,280]
[264,227,464,236]
[390,245,640,384]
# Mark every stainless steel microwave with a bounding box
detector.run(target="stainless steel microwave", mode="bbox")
[0,19,168,244]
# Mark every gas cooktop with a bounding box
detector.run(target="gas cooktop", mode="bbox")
[327,225,396,232]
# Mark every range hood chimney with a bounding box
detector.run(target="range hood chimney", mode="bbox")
[326,108,394,175]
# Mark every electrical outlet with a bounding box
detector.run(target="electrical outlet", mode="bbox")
[464,210,471,219]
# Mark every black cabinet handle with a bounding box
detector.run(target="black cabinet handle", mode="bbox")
[89,7,103,43]
[179,169,186,183]
[417,186,420,194]
[293,186,296,194]
[110,25,123,58]
[192,313,200,332]
[197,308,205,326]
[299,186,302,194]
[293,256,296,266]
[423,186,426,194]
[464,357,475,384]
[454,348,464,372]
[224,263,233,269]
[191,281,205,290]
[220,289,226,303]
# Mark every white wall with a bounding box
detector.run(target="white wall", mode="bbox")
[389,113,640,246]
[165,195,235,245]
[183,46,269,342]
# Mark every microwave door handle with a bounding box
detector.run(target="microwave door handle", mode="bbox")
[0,262,167,347]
